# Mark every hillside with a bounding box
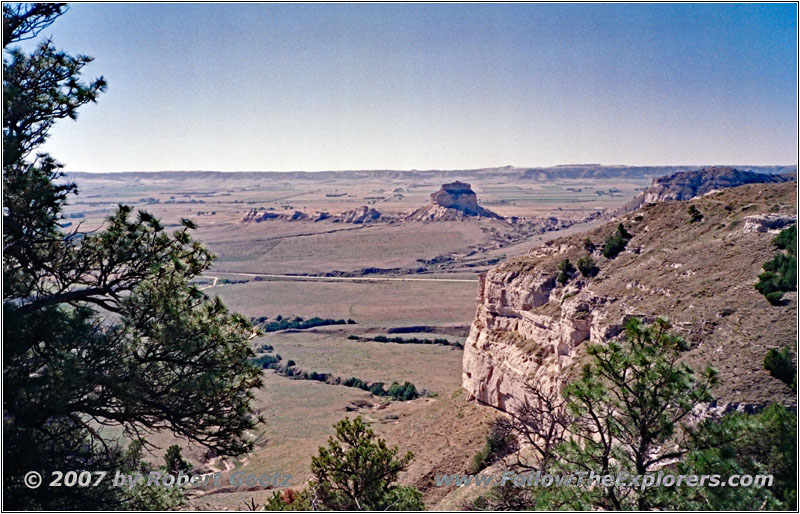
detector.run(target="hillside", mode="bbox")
[463,181,797,417]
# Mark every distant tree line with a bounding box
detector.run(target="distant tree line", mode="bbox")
[252,315,356,332]
[251,351,424,401]
[347,334,463,349]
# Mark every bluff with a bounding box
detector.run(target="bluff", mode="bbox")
[462,182,797,417]
[644,166,792,202]
[405,182,503,221]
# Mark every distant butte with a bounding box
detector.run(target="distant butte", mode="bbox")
[405,182,504,221]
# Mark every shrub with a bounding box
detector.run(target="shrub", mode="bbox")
[386,382,419,401]
[257,315,353,332]
[602,224,632,259]
[576,255,599,277]
[251,354,282,369]
[471,421,516,473]
[688,205,704,223]
[310,417,424,510]
[764,347,796,391]
[755,225,797,304]
[557,258,575,285]
[774,224,796,253]
[582,237,596,253]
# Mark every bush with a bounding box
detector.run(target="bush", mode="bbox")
[774,224,796,253]
[360,335,462,347]
[557,258,575,285]
[386,382,418,401]
[582,237,596,253]
[251,354,282,369]
[602,223,632,259]
[764,347,796,391]
[576,255,599,277]
[257,315,352,332]
[755,225,796,304]
[471,421,516,473]
[343,377,367,390]
[688,205,703,223]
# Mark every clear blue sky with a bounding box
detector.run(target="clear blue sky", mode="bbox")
[19,3,799,172]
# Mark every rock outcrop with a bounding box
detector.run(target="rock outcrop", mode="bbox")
[742,214,797,234]
[642,167,792,203]
[240,209,308,223]
[241,206,383,224]
[463,181,797,418]
[405,182,503,222]
[331,206,383,224]
[462,265,612,413]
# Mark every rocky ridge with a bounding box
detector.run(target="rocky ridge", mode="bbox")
[240,205,385,224]
[643,166,792,203]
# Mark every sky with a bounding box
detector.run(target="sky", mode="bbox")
[13,3,799,172]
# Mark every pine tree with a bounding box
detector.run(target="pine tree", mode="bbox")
[309,417,424,510]
[3,6,263,509]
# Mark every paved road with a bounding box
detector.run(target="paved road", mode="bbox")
[202,271,478,286]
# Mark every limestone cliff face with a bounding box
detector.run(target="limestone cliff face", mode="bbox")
[462,181,798,416]
[462,261,614,413]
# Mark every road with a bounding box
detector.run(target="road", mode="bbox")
[201,271,477,286]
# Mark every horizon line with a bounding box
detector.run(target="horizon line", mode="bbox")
[62,163,799,174]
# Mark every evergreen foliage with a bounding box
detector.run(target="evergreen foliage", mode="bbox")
[688,204,704,223]
[557,258,575,285]
[576,255,599,277]
[3,7,262,508]
[309,417,424,510]
[755,225,797,305]
[602,223,633,259]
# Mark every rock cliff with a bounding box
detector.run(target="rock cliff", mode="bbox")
[405,182,503,221]
[463,182,797,417]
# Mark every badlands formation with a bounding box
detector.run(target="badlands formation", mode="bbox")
[240,181,503,224]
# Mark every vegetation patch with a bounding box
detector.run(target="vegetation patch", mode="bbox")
[602,223,633,258]
[755,224,796,305]
[251,314,356,332]
[347,334,463,349]
[470,420,517,473]
[556,258,576,286]
[576,255,599,277]
[266,359,425,401]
